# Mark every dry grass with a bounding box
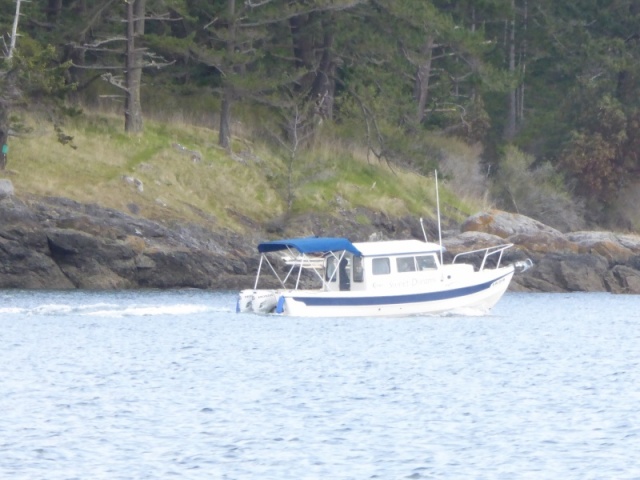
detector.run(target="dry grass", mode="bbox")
[4,108,482,232]
[8,111,284,230]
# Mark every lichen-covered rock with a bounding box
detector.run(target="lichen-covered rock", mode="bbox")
[507,231,577,254]
[443,231,505,253]
[459,209,640,294]
[567,231,640,261]
[462,209,563,238]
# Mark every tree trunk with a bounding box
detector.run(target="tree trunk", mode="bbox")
[218,0,236,150]
[310,26,335,119]
[219,92,232,150]
[2,0,22,168]
[8,0,22,60]
[289,12,336,127]
[0,107,8,170]
[503,0,517,141]
[289,13,315,87]
[124,0,145,133]
[47,0,63,22]
[518,0,527,122]
[415,36,434,125]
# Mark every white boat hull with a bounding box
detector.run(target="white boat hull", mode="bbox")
[275,267,514,317]
[237,235,529,318]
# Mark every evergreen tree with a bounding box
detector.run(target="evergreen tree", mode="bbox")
[543,1,640,220]
[1,0,75,169]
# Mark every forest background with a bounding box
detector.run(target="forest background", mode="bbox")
[1,0,640,234]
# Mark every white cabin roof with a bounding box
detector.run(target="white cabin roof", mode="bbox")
[352,239,443,257]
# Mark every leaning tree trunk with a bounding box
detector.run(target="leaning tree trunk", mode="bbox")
[124,0,144,133]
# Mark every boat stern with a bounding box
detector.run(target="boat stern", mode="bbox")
[237,289,280,314]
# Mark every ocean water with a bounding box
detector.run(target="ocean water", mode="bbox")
[1,290,639,479]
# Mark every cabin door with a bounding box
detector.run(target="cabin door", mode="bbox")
[339,258,350,291]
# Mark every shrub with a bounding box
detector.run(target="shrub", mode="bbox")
[493,146,585,232]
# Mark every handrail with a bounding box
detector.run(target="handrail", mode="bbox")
[255,248,329,290]
[281,254,325,269]
[452,243,513,271]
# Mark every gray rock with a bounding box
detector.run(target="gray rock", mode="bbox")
[0,179,14,198]
[462,210,640,294]
[2,196,640,294]
[0,194,255,290]
[604,265,640,293]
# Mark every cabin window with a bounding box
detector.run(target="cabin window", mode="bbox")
[372,258,390,275]
[352,256,364,282]
[416,255,437,270]
[396,257,416,273]
[326,257,337,282]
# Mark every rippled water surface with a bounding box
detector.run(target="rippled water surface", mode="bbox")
[1,290,639,479]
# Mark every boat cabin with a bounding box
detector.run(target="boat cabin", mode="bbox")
[323,239,445,293]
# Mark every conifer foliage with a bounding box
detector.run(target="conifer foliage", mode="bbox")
[2,0,640,227]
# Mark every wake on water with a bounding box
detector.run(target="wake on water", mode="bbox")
[0,301,232,318]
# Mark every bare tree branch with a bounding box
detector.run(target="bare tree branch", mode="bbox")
[101,73,127,91]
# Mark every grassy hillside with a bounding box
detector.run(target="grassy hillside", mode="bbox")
[5,109,487,233]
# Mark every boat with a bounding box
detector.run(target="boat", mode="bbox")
[236,235,532,317]
[238,170,531,317]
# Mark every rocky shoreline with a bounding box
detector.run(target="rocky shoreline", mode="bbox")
[1,183,640,294]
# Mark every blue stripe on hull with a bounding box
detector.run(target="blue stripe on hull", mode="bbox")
[288,272,510,307]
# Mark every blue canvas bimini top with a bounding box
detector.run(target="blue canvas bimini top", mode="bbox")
[257,237,362,256]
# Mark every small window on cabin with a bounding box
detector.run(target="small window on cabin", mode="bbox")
[326,257,337,282]
[396,257,416,273]
[416,255,437,270]
[352,256,364,282]
[372,258,390,275]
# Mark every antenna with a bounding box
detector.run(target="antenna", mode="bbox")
[419,217,428,242]
[435,170,444,269]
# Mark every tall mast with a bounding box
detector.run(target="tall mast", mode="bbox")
[435,170,444,268]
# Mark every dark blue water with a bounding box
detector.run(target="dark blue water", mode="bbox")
[1,290,639,479]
